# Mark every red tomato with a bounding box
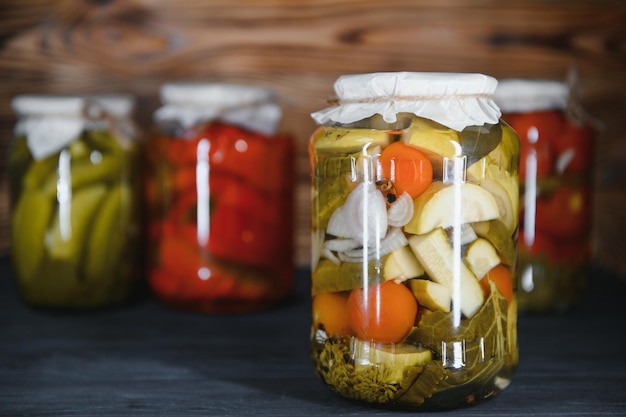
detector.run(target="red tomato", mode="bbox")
[557,238,591,263]
[535,186,592,239]
[208,203,288,268]
[149,268,182,298]
[504,111,564,146]
[157,234,210,281]
[519,142,553,182]
[177,265,271,303]
[203,123,293,195]
[553,121,594,175]
[347,281,418,344]
[505,111,564,181]
[164,135,200,167]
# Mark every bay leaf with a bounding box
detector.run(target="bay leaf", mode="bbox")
[405,281,508,389]
[461,123,502,166]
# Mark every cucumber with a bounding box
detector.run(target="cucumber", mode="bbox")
[313,127,391,153]
[41,154,122,197]
[312,258,386,296]
[11,190,55,283]
[47,184,108,264]
[82,184,131,282]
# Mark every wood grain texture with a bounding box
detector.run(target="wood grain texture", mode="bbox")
[0,0,625,273]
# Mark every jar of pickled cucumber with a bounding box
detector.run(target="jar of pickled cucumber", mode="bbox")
[8,94,142,309]
[145,82,294,313]
[495,79,595,313]
[309,72,519,410]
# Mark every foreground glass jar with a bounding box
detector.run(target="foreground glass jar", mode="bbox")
[309,72,519,410]
[8,94,142,309]
[495,79,595,313]
[145,82,294,313]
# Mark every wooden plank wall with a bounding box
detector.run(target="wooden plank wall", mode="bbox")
[1,0,625,274]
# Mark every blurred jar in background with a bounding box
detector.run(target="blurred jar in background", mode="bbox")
[8,94,143,309]
[145,82,294,313]
[495,78,595,313]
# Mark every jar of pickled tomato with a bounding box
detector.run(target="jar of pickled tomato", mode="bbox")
[495,79,595,313]
[309,72,519,410]
[8,94,143,309]
[146,82,294,313]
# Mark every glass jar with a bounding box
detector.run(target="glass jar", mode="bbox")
[8,94,142,309]
[145,82,294,313]
[309,72,519,410]
[495,79,595,313]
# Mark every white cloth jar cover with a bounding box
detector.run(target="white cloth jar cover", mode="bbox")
[495,79,569,113]
[311,71,502,131]
[154,82,282,136]
[12,94,136,160]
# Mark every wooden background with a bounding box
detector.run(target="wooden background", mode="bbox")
[0,0,625,274]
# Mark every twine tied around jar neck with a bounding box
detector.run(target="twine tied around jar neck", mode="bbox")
[326,93,496,106]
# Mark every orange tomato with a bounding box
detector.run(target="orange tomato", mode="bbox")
[312,292,353,337]
[347,280,418,344]
[479,264,513,304]
[379,142,433,198]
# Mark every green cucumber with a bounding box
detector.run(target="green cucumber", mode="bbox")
[41,154,122,197]
[47,184,108,264]
[22,155,59,190]
[312,258,387,296]
[11,190,55,283]
[82,184,130,282]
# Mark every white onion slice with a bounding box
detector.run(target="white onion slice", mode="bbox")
[341,227,408,262]
[326,182,388,247]
[326,206,352,238]
[311,228,326,270]
[387,191,414,227]
[321,247,341,265]
[324,238,362,252]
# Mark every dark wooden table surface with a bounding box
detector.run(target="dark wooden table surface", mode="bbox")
[1,256,625,416]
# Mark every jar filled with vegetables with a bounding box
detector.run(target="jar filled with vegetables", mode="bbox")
[309,72,519,410]
[8,94,143,309]
[495,78,595,313]
[146,82,294,313]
